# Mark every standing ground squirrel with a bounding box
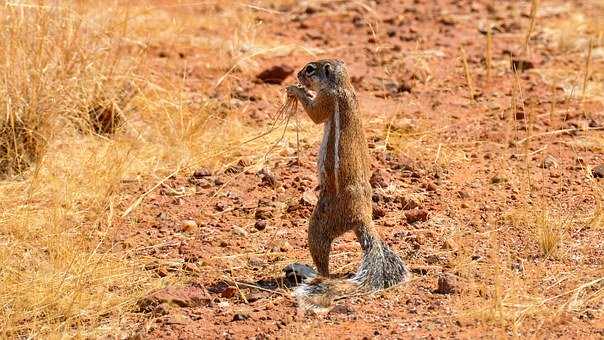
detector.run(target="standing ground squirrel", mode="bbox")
[285,59,410,311]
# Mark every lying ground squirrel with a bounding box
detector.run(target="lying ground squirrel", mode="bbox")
[285,59,410,312]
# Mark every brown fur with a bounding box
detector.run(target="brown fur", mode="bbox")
[286,60,409,311]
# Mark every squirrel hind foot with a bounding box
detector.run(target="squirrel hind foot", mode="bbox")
[283,263,318,286]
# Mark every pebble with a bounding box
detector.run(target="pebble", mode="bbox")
[405,209,428,223]
[183,262,199,273]
[372,204,387,219]
[422,181,437,192]
[511,59,534,72]
[232,225,248,237]
[490,175,507,184]
[592,164,604,178]
[541,155,558,169]
[254,220,267,231]
[181,220,198,232]
[232,312,249,321]
[457,190,470,199]
[221,286,238,298]
[255,208,273,219]
[192,168,211,178]
[435,273,458,294]
[370,169,391,188]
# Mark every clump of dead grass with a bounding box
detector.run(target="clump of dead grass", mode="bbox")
[0,2,136,177]
[0,1,298,336]
[0,2,152,337]
[504,206,569,258]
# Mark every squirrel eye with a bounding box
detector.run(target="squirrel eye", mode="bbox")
[305,64,316,76]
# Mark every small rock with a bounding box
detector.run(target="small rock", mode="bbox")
[541,155,558,169]
[397,196,420,210]
[304,5,318,15]
[490,176,507,184]
[405,209,428,223]
[258,167,278,187]
[592,164,604,178]
[511,59,534,72]
[183,262,199,273]
[435,273,458,294]
[192,168,211,178]
[214,177,225,186]
[372,192,382,202]
[221,286,238,298]
[181,220,198,232]
[157,267,169,278]
[256,64,294,85]
[372,204,387,219]
[301,190,318,206]
[137,286,211,312]
[255,208,273,219]
[232,312,249,321]
[370,169,391,188]
[426,254,441,265]
[329,304,355,315]
[457,190,470,199]
[254,220,267,231]
[471,255,483,261]
[225,164,243,174]
[232,226,248,237]
[422,181,437,192]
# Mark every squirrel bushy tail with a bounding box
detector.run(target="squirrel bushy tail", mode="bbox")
[294,232,409,312]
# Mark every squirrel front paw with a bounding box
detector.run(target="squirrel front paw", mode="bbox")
[286,84,302,98]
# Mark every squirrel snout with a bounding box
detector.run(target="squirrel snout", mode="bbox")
[296,70,305,82]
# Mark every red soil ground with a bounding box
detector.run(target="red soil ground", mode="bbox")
[114,1,603,338]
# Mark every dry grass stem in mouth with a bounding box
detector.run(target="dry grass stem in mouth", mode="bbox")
[263,95,299,161]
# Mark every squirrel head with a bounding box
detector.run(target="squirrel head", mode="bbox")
[297,59,351,93]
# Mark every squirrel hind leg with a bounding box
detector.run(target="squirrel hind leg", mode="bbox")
[308,218,333,276]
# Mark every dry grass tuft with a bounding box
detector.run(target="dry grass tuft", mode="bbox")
[0,2,295,336]
[534,210,563,258]
[0,3,136,176]
[0,114,49,178]
[504,206,569,258]
[0,3,154,337]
